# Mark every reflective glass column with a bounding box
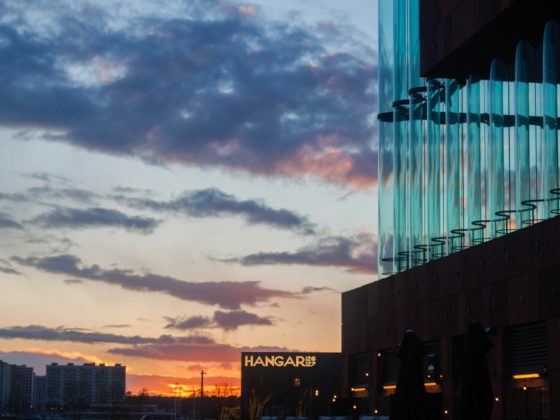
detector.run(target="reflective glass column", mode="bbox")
[445,79,462,253]
[377,0,395,276]
[392,0,408,271]
[543,21,560,215]
[515,41,535,225]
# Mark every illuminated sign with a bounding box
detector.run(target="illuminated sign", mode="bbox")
[243,354,317,368]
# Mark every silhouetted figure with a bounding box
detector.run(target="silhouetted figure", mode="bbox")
[390,330,427,420]
[459,321,494,420]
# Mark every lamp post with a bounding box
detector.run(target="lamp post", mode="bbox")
[200,370,206,420]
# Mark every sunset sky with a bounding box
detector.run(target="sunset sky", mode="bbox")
[0,0,377,396]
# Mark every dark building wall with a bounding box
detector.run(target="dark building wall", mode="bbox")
[342,216,560,419]
[420,0,560,79]
[8,366,33,413]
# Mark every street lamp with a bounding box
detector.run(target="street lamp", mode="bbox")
[200,370,207,420]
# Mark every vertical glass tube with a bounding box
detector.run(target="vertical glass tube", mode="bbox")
[409,93,424,265]
[515,41,534,226]
[407,0,424,266]
[532,46,544,221]
[488,59,507,236]
[392,0,408,271]
[445,79,461,252]
[377,0,395,276]
[467,76,482,244]
[427,80,442,258]
[408,0,421,90]
[543,21,559,216]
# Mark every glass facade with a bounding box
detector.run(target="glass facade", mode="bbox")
[377,0,560,275]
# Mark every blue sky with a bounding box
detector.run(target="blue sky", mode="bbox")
[0,0,377,394]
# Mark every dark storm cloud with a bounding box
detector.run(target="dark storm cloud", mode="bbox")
[13,254,298,309]
[30,207,159,233]
[0,212,23,230]
[222,233,377,274]
[0,0,376,187]
[165,309,273,331]
[119,188,316,234]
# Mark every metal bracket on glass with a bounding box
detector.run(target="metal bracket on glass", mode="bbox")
[520,199,545,226]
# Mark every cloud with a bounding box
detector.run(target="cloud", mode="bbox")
[64,278,83,284]
[213,310,273,330]
[0,325,156,345]
[30,207,159,233]
[165,309,273,331]
[0,212,24,230]
[0,0,376,187]
[13,254,299,309]
[165,316,213,330]
[0,324,292,367]
[26,186,99,203]
[118,188,315,234]
[23,172,72,185]
[103,324,132,329]
[301,285,338,294]
[108,340,291,363]
[1,182,98,206]
[0,258,21,275]
[221,233,377,274]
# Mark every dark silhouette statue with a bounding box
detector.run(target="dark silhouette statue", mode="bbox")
[390,329,427,420]
[459,321,494,420]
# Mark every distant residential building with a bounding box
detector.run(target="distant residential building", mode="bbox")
[8,364,33,413]
[0,361,11,413]
[33,375,47,410]
[46,363,126,407]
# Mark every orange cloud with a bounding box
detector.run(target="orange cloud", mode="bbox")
[238,6,256,16]
[277,144,375,189]
[22,348,102,363]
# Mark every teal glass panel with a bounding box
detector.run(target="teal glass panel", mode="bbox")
[515,41,535,226]
[392,0,408,271]
[426,80,443,259]
[409,92,424,265]
[408,0,421,90]
[488,59,507,237]
[466,76,482,245]
[377,0,395,276]
[531,47,544,222]
[407,0,424,266]
[445,79,462,253]
[543,21,560,215]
